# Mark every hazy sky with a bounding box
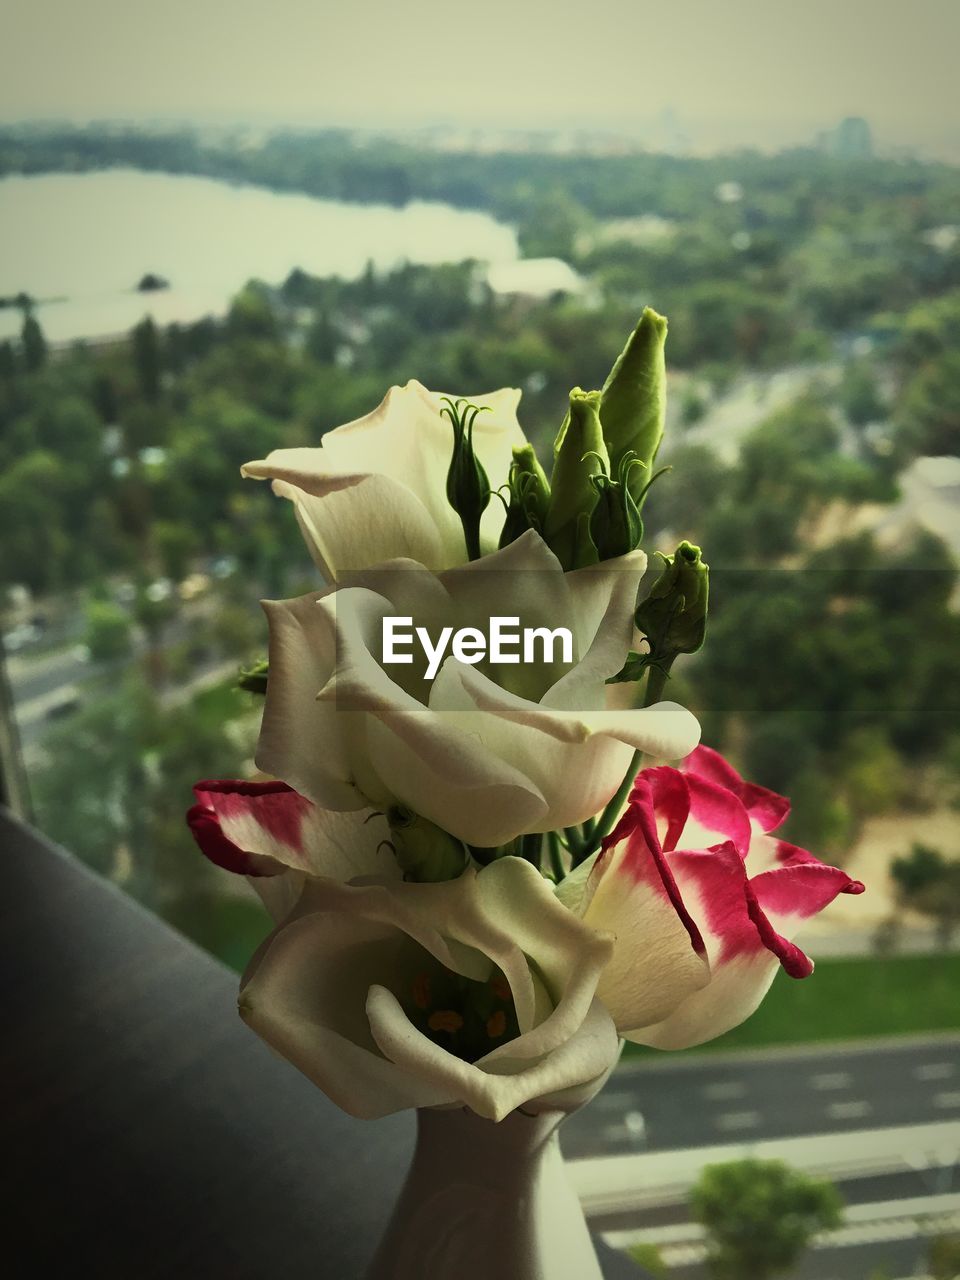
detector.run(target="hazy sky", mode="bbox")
[2,0,958,153]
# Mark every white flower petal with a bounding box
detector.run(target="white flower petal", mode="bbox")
[367,986,619,1122]
[256,592,386,809]
[243,380,527,574]
[577,813,711,1031]
[272,475,452,580]
[240,911,455,1118]
[543,551,647,710]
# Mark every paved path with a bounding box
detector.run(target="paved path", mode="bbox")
[562,1034,960,1160]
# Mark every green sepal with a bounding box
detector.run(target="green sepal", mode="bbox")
[588,452,645,561]
[237,658,269,695]
[498,443,551,548]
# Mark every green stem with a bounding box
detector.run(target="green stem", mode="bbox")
[521,832,542,869]
[563,825,584,855]
[547,830,565,881]
[571,660,673,869]
[464,520,482,562]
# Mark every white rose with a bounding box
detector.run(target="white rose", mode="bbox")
[255,531,700,848]
[242,379,527,578]
[188,780,621,1122]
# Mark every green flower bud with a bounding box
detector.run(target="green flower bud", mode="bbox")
[635,540,709,660]
[544,388,607,570]
[498,443,551,549]
[588,453,645,561]
[600,308,668,504]
[387,805,469,882]
[442,398,491,561]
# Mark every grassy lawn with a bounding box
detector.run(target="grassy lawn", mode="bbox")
[208,911,960,1052]
[195,896,273,972]
[623,952,960,1056]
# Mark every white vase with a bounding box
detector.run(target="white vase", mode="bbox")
[366,1105,603,1280]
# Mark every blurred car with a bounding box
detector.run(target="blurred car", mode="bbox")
[45,689,83,720]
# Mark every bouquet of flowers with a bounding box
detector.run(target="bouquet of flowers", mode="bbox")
[186,309,862,1273]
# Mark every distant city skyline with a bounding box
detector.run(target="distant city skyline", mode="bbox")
[3,0,958,161]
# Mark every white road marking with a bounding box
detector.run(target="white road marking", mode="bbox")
[603,1194,960,1260]
[714,1110,760,1132]
[702,1081,747,1102]
[809,1070,853,1090]
[916,1062,957,1082]
[827,1099,873,1120]
[934,1091,960,1109]
[623,1111,647,1138]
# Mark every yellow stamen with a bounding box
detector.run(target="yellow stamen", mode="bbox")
[486,1011,507,1039]
[412,972,431,1011]
[428,1010,464,1034]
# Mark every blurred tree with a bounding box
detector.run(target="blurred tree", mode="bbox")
[891,842,946,896]
[226,283,280,341]
[928,1233,960,1280]
[83,599,134,662]
[690,1159,842,1280]
[516,189,589,260]
[21,312,47,371]
[305,307,338,363]
[132,315,162,401]
[93,371,119,423]
[892,844,960,945]
[896,350,960,456]
[840,361,884,426]
[626,1242,667,1276]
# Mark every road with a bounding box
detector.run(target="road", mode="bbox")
[674,363,841,464]
[562,1035,960,1159]
[600,1178,960,1279]
[563,1036,960,1277]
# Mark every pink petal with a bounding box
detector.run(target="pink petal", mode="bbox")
[581,790,711,1031]
[608,779,706,956]
[640,764,752,857]
[189,779,399,884]
[625,842,810,1049]
[683,744,790,833]
[187,778,305,877]
[668,842,770,969]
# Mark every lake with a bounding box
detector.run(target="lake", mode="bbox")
[0,169,519,343]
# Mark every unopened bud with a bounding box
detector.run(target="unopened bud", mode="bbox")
[544,388,607,569]
[387,805,469,883]
[588,453,645,561]
[499,443,551,548]
[443,398,491,561]
[635,541,709,660]
[600,308,668,505]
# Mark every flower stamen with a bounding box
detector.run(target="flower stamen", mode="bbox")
[428,1010,465,1035]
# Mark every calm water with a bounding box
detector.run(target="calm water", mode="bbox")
[0,169,518,342]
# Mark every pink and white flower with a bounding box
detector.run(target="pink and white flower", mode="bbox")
[187,780,619,1121]
[187,746,862,1118]
[559,746,864,1050]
